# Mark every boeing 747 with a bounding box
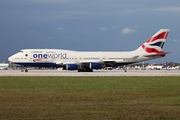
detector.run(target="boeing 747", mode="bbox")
[8,29,171,72]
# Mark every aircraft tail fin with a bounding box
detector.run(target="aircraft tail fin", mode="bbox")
[162,62,168,68]
[135,29,170,54]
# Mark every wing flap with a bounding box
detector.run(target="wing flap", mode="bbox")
[55,56,138,65]
[55,60,102,65]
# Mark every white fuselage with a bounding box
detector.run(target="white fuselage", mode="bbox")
[8,49,161,66]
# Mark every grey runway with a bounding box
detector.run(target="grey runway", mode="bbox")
[0,69,180,76]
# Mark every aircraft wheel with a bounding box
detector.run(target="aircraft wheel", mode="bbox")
[123,65,127,72]
[78,68,93,72]
[86,69,93,72]
[25,69,28,72]
[78,69,84,72]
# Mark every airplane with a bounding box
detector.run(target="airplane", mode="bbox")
[150,62,167,70]
[8,29,171,72]
[151,62,179,70]
[0,63,9,70]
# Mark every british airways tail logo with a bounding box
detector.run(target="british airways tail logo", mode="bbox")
[150,42,165,48]
[142,31,169,54]
[33,53,67,59]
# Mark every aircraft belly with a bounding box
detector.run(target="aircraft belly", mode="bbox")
[13,62,64,67]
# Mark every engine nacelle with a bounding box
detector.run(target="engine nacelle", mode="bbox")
[90,63,102,69]
[66,64,78,70]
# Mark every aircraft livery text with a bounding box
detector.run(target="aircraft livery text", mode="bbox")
[33,53,67,59]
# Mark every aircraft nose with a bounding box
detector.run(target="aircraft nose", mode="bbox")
[8,56,13,62]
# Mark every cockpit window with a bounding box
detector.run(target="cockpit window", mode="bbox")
[19,51,23,53]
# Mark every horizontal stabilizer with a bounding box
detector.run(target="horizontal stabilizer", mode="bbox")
[143,52,172,57]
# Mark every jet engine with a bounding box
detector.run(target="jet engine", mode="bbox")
[66,64,78,70]
[90,63,102,69]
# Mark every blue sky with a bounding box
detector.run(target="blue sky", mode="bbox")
[1,0,180,63]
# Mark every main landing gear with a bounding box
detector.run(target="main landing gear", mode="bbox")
[78,69,93,72]
[77,65,93,72]
[21,68,28,72]
[25,69,28,72]
[78,66,93,72]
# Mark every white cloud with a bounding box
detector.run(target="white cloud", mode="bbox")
[99,27,107,30]
[31,0,76,3]
[58,27,64,30]
[48,36,53,39]
[122,28,137,34]
[152,7,180,12]
[173,39,179,42]
[29,30,37,33]
[119,7,180,14]
[98,26,116,30]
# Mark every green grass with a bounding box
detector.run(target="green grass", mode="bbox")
[0,76,180,120]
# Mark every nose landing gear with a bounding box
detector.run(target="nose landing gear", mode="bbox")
[21,67,28,72]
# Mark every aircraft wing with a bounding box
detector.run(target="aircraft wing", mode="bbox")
[55,55,139,65]
[56,60,103,65]
[79,59,124,63]
[56,61,79,65]
[101,56,139,63]
[143,52,172,57]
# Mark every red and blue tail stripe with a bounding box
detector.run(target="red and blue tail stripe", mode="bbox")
[141,30,169,56]
[146,31,169,43]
